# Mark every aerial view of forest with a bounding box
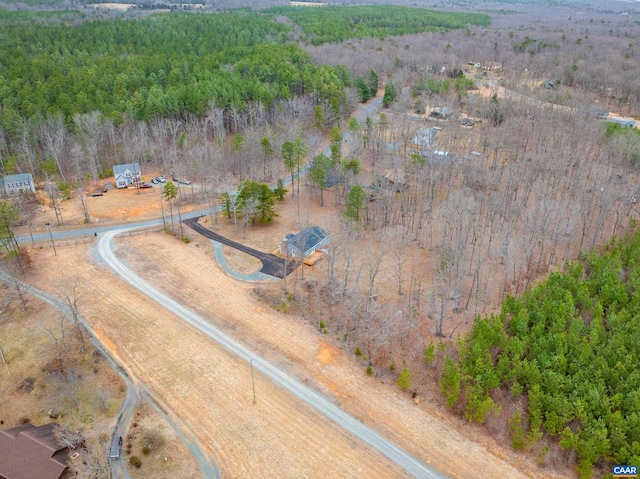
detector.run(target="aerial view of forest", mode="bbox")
[1,0,639,478]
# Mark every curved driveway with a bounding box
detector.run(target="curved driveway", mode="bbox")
[183,217,298,278]
[97,228,446,479]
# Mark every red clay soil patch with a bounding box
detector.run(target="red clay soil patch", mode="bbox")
[94,327,118,354]
[316,341,338,366]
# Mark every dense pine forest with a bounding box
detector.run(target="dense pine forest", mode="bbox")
[441,229,640,477]
[265,6,490,45]
[0,6,487,122]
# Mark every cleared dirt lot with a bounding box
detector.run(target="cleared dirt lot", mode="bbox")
[19,198,570,478]
[25,241,408,478]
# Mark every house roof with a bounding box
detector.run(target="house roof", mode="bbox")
[284,226,329,253]
[0,423,71,479]
[383,169,406,185]
[430,107,451,117]
[3,173,33,184]
[413,128,438,145]
[113,163,141,177]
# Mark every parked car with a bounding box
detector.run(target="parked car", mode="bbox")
[109,436,122,460]
[140,182,153,188]
[461,118,475,127]
[176,178,191,185]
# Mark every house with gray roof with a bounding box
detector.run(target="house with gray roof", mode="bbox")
[429,107,451,119]
[0,173,35,196]
[113,163,141,189]
[0,422,72,479]
[279,226,330,260]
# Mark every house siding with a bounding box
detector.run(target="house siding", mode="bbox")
[1,174,35,196]
[112,163,141,188]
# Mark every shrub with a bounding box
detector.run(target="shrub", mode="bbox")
[397,366,413,390]
[354,346,362,356]
[319,320,325,330]
[510,382,523,397]
[129,456,142,468]
[142,430,165,451]
[366,365,373,376]
[423,342,435,365]
[389,361,395,371]
[509,411,526,450]
[182,236,190,243]
[439,355,461,408]
[538,446,549,465]
[142,446,151,455]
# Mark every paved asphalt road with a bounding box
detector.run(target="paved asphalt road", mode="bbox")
[97,228,447,479]
[16,96,384,246]
[183,217,299,278]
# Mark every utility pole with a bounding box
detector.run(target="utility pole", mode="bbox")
[45,222,57,256]
[0,343,10,376]
[250,360,256,405]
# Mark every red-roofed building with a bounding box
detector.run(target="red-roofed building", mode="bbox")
[0,423,72,479]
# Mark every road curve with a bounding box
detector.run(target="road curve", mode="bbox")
[98,228,447,479]
[0,268,218,479]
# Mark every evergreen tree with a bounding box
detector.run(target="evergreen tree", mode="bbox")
[344,185,366,222]
[355,77,372,102]
[238,180,278,223]
[397,366,413,390]
[382,82,398,107]
[260,136,274,180]
[308,154,331,206]
[314,105,325,130]
[368,68,379,96]
[272,179,288,201]
[0,200,20,255]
